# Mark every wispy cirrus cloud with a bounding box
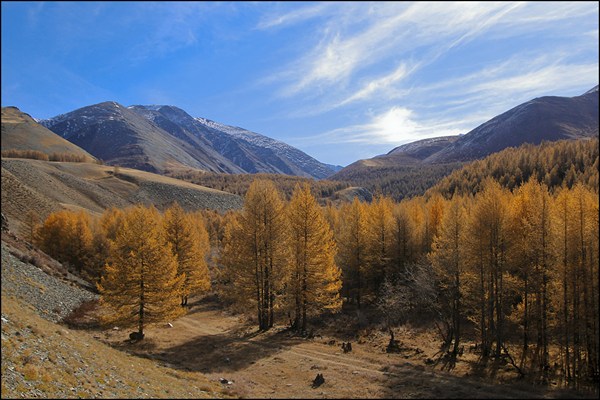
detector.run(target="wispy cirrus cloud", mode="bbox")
[336,62,415,107]
[417,58,599,119]
[256,2,335,30]
[260,1,598,151]
[290,58,598,148]
[126,2,212,62]
[263,2,597,103]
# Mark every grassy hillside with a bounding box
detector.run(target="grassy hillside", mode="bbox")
[1,158,243,237]
[1,107,96,162]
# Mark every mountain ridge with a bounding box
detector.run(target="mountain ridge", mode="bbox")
[40,102,335,179]
[333,85,599,176]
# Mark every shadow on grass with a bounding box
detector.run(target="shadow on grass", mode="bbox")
[141,327,302,374]
[379,351,597,399]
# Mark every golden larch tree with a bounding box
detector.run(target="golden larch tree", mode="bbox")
[337,197,369,308]
[464,178,510,357]
[429,196,467,356]
[164,203,211,306]
[287,183,342,332]
[366,195,395,292]
[24,209,41,244]
[220,179,289,330]
[36,210,93,273]
[98,205,184,337]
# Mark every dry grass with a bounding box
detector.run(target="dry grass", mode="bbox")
[93,296,597,399]
[1,106,96,160]
[1,158,242,237]
[0,295,230,399]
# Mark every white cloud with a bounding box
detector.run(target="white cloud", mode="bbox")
[273,2,519,96]
[470,63,599,95]
[337,63,413,106]
[295,106,469,146]
[415,58,599,120]
[126,2,219,62]
[256,2,334,30]
[266,2,598,107]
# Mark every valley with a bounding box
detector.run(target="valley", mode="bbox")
[3,3,600,398]
[79,296,594,399]
[1,71,598,400]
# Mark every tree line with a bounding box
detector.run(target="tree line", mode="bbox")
[1,149,93,163]
[164,169,350,201]
[427,138,599,198]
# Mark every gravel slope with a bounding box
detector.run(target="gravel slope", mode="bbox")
[1,242,97,323]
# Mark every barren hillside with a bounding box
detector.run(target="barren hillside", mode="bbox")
[1,158,242,236]
[1,107,96,161]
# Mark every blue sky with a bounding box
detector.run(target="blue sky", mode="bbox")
[2,1,598,166]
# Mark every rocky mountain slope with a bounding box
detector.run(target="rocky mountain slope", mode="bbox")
[40,102,334,178]
[38,102,233,174]
[129,105,334,178]
[427,85,599,163]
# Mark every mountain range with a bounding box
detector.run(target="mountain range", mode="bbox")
[39,102,335,179]
[332,86,599,182]
[3,85,598,196]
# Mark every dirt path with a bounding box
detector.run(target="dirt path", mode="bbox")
[101,302,594,399]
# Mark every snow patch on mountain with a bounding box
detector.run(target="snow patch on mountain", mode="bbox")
[193,117,334,173]
[195,118,288,151]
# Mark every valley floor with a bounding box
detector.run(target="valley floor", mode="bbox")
[98,298,596,399]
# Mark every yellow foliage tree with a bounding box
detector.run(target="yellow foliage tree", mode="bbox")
[429,196,467,355]
[337,197,368,308]
[99,207,125,242]
[220,179,289,330]
[24,209,41,244]
[36,210,92,273]
[366,195,395,292]
[164,203,211,306]
[287,183,342,332]
[97,205,184,337]
[464,179,510,357]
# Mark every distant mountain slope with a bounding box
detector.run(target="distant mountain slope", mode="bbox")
[40,102,334,178]
[1,106,95,161]
[324,163,344,173]
[39,102,237,174]
[129,105,334,179]
[427,86,599,163]
[331,86,599,199]
[1,158,242,237]
[386,135,461,161]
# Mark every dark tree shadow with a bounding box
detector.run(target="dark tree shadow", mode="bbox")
[119,325,302,374]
